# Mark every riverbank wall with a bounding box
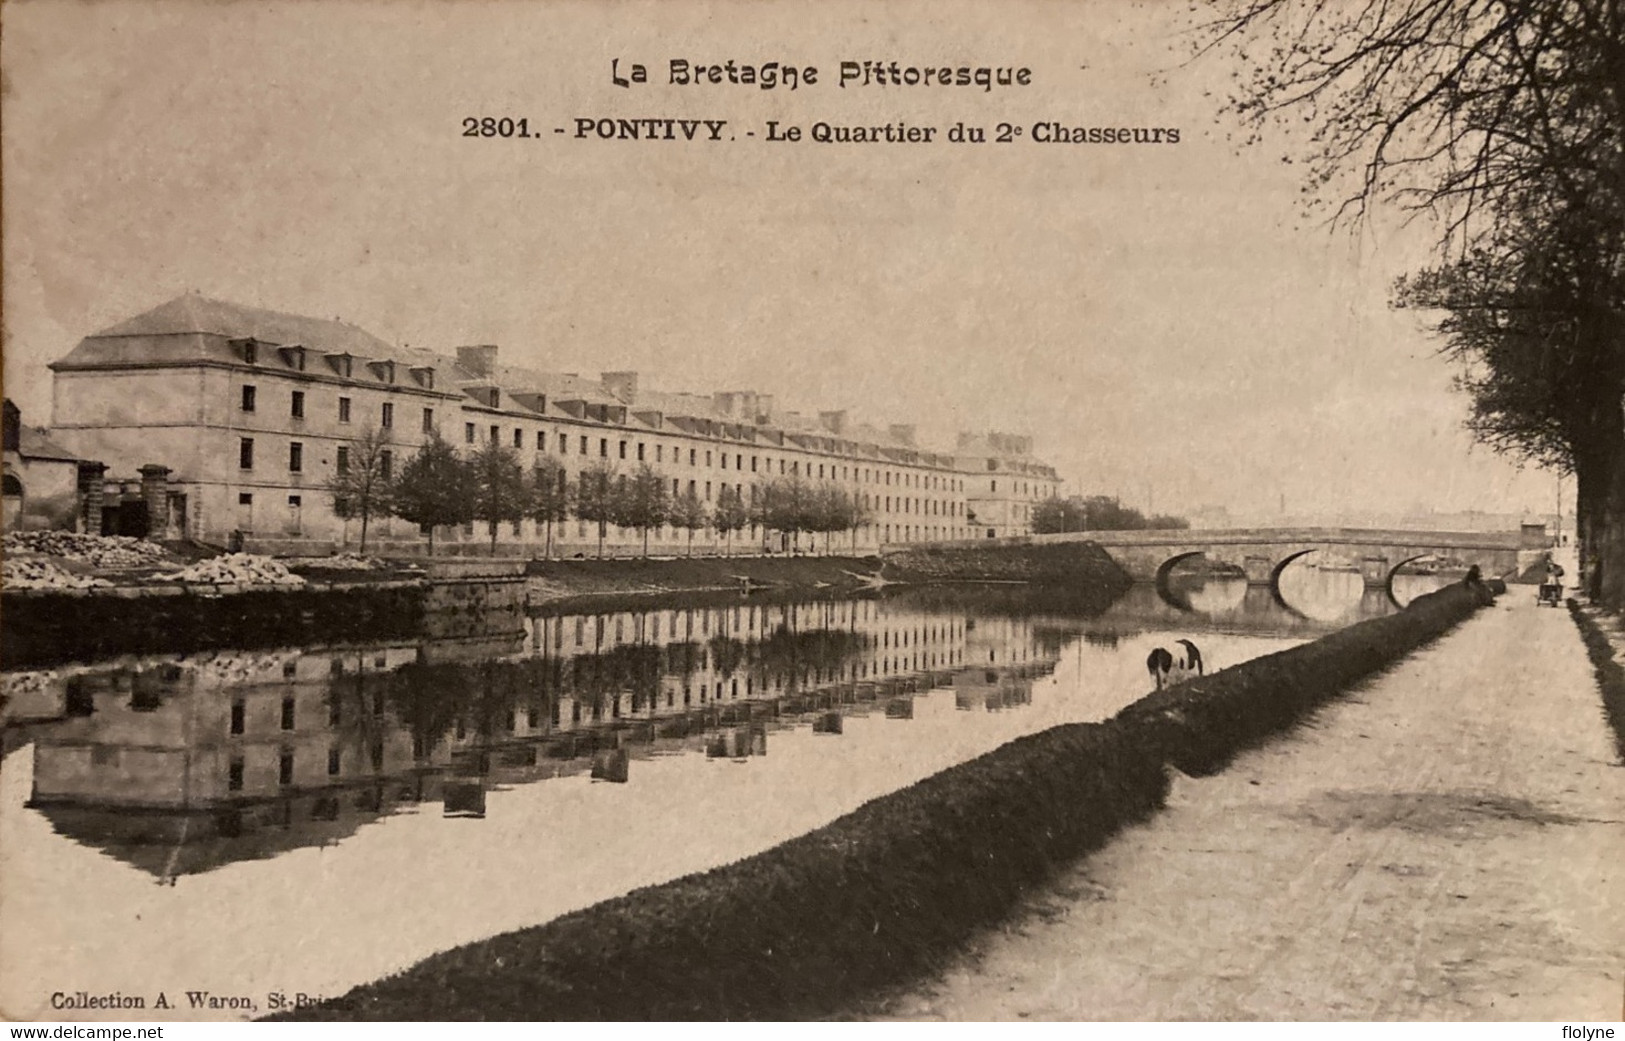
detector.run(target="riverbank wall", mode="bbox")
[276,580,1488,1022]
[0,577,530,669]
[2,543,1130,668]
[523,554,882,609]
[521,543,1132,612]
[879,540,1131,588]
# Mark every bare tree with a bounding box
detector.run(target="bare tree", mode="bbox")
[1206,0,1624,244]
[328,425,395,555]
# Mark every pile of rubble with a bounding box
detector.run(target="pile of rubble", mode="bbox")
[3,557,114,591]
[3,531,172,570]
[154,553,307,588]
[287,552,388,571]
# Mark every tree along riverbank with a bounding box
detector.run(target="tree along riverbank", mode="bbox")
[273,581,1490,1022]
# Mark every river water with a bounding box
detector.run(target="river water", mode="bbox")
[0,568,1443,1019]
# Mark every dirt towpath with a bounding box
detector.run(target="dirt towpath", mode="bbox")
[871,589,1625,1020]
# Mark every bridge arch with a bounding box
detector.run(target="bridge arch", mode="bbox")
[1383,554,1429,609]
[1244,548,1316,618]
[1153,551,1205,611]
[1268,549,1316,607]
[1268,549,1316,587]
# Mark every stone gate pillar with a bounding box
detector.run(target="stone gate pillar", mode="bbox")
[77,461,107,534]
[139,464,171,538]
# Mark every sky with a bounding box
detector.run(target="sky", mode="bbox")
[0,0,1567,526]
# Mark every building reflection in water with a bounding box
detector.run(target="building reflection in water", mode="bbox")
[3,596,1058,881]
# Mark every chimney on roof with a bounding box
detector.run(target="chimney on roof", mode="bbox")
[755,395,775,423]
[986,431,1033,456]
[818,410,848,435]
[602,371,639,405]
[713,390,760,419]
[888,423,917,446]
[457,345,499,379]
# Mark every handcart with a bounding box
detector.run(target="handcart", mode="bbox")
[1537,581,1563,607]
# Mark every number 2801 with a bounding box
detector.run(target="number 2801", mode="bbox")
[462,117,532,138]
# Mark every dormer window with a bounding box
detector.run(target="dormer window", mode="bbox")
[327,353,354,378]
[278,345,307,371]
[410,366,435,390]
[370,360,397,384]
[229,337,261,364]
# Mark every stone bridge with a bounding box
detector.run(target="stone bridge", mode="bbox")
[1033,526,1544,598]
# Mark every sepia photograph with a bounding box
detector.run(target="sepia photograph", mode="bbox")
[1,0,1621,1024]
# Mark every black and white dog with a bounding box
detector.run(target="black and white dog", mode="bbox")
[1147,639,1204,691]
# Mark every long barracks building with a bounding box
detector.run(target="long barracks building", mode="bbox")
[46,295,1061,554]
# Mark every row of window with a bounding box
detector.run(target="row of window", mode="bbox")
[240,434,1044,512]
[238,382,1052,493]
[240,399,1050,507]
[238,438,392,479]
[242,384,434,433]
[459,422,984,491]
[239,435,959,520]
[240,386,1052,496]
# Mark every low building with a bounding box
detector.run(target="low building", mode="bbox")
[3,399,84,531]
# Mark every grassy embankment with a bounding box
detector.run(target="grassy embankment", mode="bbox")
[878,541,1132,586]
[1565,602,1625,762]
[523,541,1133,610]
[278,579,1489,1022]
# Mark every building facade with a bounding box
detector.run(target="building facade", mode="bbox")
[955,432,1060,539]
[46,295,1063,553]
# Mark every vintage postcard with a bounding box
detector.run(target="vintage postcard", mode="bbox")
[3,0,1621,1025]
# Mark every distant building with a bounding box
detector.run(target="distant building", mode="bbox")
[954,431,1062,539]
[1185,504,1234,530]
[46,294,1065,553]
[3,398,83,531]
